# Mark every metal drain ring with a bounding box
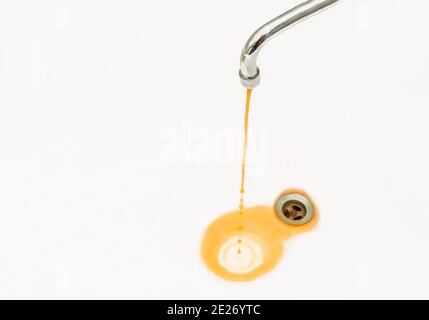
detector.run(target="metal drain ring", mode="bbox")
[274,193,314,226]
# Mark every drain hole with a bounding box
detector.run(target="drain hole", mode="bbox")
[282,201,307,221]
[291,205,302,212]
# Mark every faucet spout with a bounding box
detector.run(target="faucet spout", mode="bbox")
[239,0,339,88]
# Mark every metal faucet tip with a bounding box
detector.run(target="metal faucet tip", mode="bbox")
[239,0,339,88]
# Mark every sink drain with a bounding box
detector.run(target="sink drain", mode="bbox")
[274,193,314,226]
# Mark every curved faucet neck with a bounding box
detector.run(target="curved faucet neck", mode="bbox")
[239,0,339,88]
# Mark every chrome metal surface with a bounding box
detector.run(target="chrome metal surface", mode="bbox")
[274,193,314,226]
[239,0,338,88]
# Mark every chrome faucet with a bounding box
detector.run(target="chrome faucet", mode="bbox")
[239,0,339,88]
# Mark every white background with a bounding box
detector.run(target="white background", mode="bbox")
[1,0,429,299]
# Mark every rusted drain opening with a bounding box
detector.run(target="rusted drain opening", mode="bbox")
[282,200,307,221]
[274,192,314,226]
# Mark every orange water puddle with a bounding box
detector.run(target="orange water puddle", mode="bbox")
[201,189,318,281]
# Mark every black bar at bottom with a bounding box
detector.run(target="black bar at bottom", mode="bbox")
[0,300,422,318]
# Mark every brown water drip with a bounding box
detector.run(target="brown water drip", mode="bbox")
[238,89,252,254]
